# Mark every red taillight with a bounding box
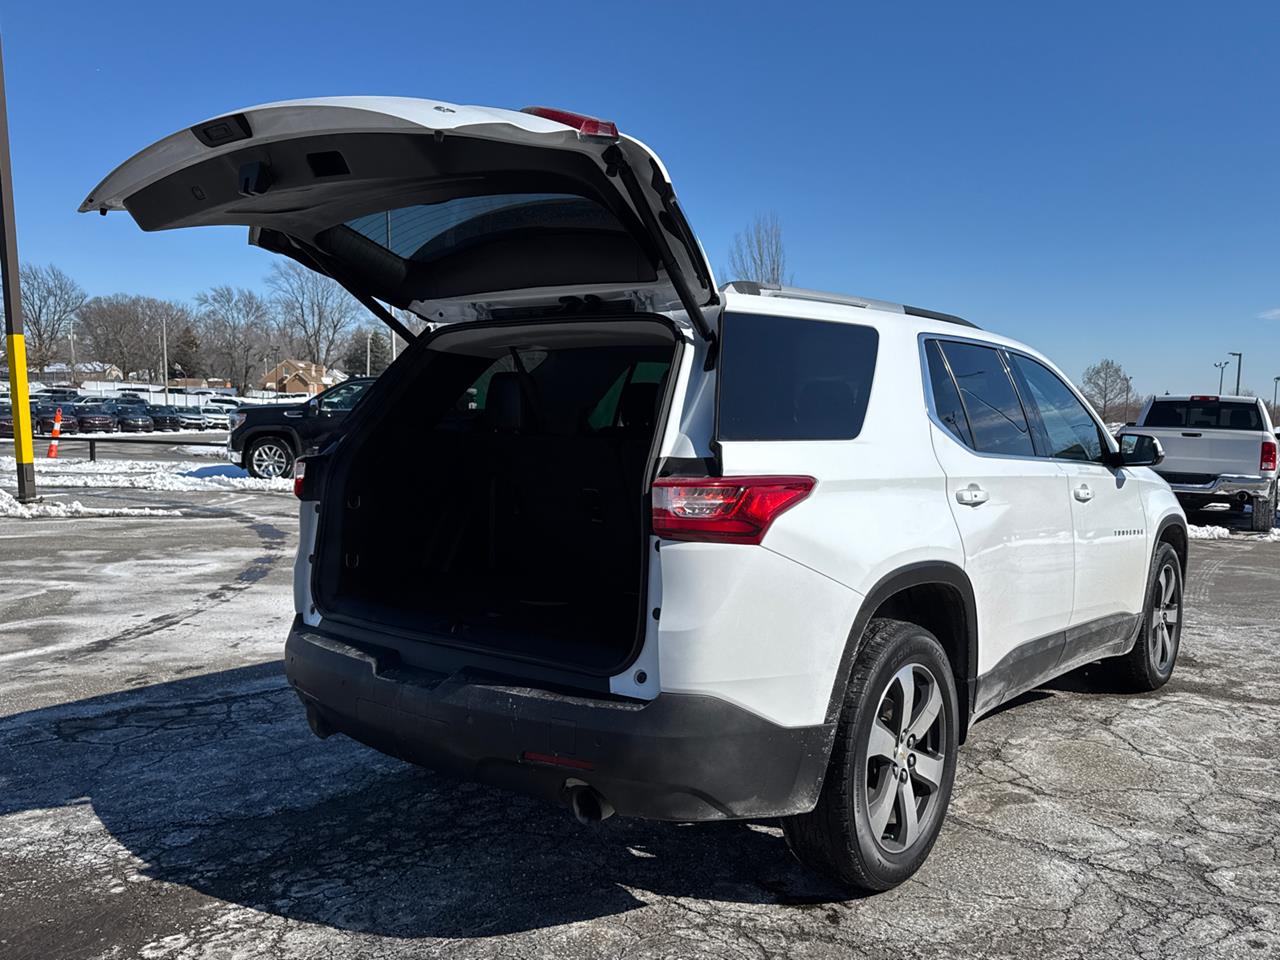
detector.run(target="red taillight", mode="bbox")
[1190,395,1218,401]
[1262,441,1277,473]
[521,105,619,141]
[651,476,816,545]
[293,458,306,498]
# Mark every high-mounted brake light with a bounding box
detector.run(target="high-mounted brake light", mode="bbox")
[651,476,816,545]
[1262,441,1277,473]
[293,458,306,499]
[521,106,619,141]
[1190,395,1218,402]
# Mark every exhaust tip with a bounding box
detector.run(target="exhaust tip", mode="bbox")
[305,703,334,740]
[568,785,614,824]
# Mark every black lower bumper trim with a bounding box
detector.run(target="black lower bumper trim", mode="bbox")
[285,624,834,822]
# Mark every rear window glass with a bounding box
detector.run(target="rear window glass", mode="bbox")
[924,339,974,447]
[939,341,1035,457]
[718,313,878,441]
[345,194,621,262]
[1144,400,1263,430]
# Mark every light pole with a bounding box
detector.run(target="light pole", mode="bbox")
[1273,376,1279,417]
[365,330,372,376]
[160,312,169,404]
[68,321,76,385]
[1214,360,1229,394]
[1229,351,1242,395]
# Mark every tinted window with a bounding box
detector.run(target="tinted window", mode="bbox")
[718,313,878,441]
[1012,356,1105,461]
[319,381,371,412]
[924,339,974,447]
[345,194,621,262]
[939,341,1035,456]
[1144,399,1262,430]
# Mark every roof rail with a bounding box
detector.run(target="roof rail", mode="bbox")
[721,281,977,329]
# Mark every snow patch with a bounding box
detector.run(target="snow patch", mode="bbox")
[2,456,292,494]
[1188,524,1233,540]
[0,487,182,520]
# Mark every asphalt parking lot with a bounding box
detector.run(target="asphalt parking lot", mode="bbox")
[1,487,1278,960]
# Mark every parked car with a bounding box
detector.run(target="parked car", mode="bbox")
[111,403,155,432]
[227,379,374,478]
[177,408,209,430]
[87,95,1190,891]
[199,406,231,430]
[1119,395,1277,530]
[33,387,82,402]
[146,405,183,431]
[0,401,14,437]
[75,404,118,434]
[33,403,80,434]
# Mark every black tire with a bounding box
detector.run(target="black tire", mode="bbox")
[1105,542,1183,691]
[782,618,959,891]
[1250,487,1276,532]
[246,436,295,480]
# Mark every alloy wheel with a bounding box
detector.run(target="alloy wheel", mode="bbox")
[250,441,291,479]
[1150,561,1180,673]
[865,663,947,853]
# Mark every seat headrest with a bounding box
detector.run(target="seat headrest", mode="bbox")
[485,372,525,433]
[618,382,660,431]
[1228,408,1253,429]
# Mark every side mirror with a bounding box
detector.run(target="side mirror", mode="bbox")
[1117,433,1164,467]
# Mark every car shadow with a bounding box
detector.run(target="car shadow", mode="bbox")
[0,663,852,937]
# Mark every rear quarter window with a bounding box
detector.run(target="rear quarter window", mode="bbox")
[717,313,878,441]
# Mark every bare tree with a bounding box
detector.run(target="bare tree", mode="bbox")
[77,295,190,383]
[77,295,153,381]
[196,285,274,392]
[1081,359,1132,422]
[19,263,86,376]
[727,212,788,286]
[266,262,360,366]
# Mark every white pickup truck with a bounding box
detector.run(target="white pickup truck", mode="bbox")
[1121,395,1278,531]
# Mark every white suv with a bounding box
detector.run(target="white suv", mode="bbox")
[85,96,1189,890]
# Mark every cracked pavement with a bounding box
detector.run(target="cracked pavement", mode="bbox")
[1,490,1277,959]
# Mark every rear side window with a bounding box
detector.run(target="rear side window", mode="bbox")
[1011,355,1106,462]
[1145,399,1262,430]
[924,339,974,447]
[938,341,1035,457]
[718,313,878,441]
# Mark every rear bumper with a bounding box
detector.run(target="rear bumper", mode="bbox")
[285,624,834,821]
[1164,474,1274,499]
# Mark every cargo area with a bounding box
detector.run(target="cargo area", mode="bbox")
[314,318,679,673]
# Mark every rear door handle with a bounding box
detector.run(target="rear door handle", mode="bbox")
[1074,484,1094,502]
[955,484,989,507]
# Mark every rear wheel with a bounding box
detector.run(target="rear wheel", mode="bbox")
[1106,542,1182,691]
[1250,486,1276,532]
[247,436,294,479]
[782,618,959,891]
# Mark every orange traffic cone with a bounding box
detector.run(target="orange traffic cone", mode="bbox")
[45,408,62,459]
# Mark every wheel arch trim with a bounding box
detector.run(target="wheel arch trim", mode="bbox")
[826,561,978,737]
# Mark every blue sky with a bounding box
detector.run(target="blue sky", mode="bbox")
[1,2,1276,397]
